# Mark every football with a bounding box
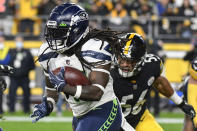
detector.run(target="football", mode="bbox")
[52,66,91,86]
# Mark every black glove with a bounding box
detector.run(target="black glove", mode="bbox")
[0,65,13,76]
[0,78,7,92]
[178,101,196,119]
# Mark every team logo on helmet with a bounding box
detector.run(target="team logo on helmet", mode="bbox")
[189,59,197,80]
[79,12,88,20]
[192,61,197,71]
[71,12,88,26]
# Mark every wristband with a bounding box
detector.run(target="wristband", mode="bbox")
[47,97,56,109]
[169,91,183,105]
[92,84,105,92]
[74,85,82,99]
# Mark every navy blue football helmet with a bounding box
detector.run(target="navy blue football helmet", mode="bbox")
[45,3,89,53]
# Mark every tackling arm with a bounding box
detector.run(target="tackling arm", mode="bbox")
[153,76,196,119]
[152,76,174,98]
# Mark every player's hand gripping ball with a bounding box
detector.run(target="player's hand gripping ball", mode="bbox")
[50,66,91,92]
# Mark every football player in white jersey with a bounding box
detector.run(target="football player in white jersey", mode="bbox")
[30,3,133,131]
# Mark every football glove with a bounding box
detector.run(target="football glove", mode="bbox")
[48,67,66,92]
[177,100,196,119]
[0,65,13,76]
[0,78,7,92]
[30,97,53,123]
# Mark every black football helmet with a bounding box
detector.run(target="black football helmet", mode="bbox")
[189,57,197,80]
[117,33,146,77]
[45,3,89,53]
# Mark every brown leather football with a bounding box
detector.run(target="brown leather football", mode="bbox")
[52,66,91,86]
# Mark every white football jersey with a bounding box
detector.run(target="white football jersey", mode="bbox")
[38,38,117,117]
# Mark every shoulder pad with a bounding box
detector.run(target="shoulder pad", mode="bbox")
[144,54,164,75]
[38,43,59,71]
[81,39,112,65]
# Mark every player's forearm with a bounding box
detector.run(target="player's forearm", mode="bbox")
[62,84,103,101]
[45,76,59,102]
[153,76,174,97]
[44,89,59,102]
[62,65,109,101]
[154,76,183,105]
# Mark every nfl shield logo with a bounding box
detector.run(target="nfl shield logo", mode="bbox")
[66,60,70,65]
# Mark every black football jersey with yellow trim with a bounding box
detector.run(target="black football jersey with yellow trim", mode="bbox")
[111,54,163,128]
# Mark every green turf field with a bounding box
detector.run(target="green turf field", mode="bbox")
[161,123,183,131]
[0,111,185,131]
[0,122,73,131]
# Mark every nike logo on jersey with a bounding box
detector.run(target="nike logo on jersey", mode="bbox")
[66,60,70,65]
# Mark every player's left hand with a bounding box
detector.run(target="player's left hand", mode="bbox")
[30,97,53,123]
[0,65,13,76]
[0,78,7,92]
[178,101,196,119]
[48,67,66,92]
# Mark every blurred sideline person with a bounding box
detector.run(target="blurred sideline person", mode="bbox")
[30,3,134,131]
[180,57,197,131]
[8,35,35,113]
[110,33,196,131]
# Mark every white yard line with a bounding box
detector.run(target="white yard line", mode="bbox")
[0,117,184,124]
[156,118,184,124]
[0,116,73,122]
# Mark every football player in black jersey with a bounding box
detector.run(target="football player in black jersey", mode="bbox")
[0,65,13,91]
[111,33,196,131]
[0,64,13,119]
[181,58,197,131]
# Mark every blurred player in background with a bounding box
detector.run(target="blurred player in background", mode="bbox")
[0,33,13,116]
[0,65,13,92]
[180,57,197,131]
[30,3,134,131]
[0,65,13,118]
[110,33,196,131]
